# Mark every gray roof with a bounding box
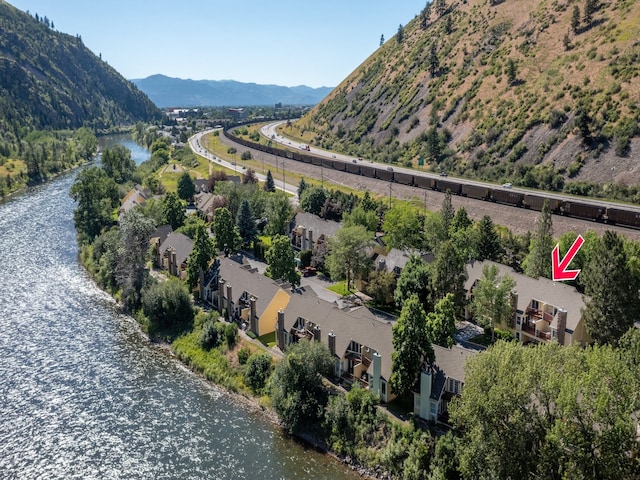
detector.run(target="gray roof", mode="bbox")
[218,256,283,317]
[375,248,411,274]
[158,232,193,266]
[150,224,173,246]
[282,294,394,381]
[290,212,341,241]
[465,260,586,332]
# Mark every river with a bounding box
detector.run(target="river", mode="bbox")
[0,138,358,479]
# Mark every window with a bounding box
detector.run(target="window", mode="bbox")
[430,402,437,416]
[381,381,386,396]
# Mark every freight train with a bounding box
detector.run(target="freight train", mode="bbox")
[224,129,640,230]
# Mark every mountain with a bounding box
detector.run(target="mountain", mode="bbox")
[289,0,640,190]
[131,74,334,107]
[0,2,161,133]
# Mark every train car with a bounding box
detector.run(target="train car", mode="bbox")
[311,156,323,166]
[561,201,604,221]
[332,160,346,171]
[523,194,563,213]
[375,168,394,182]
[360,165,376,178]
[321,158,334,169]
[298,153,313,164]
[435,179,462,195]
[491,189,524,207]
[413,175,436,190]
[461,184,490,200]
[394,171,414,186]
[345,162,360,174]
[605,207,640,229]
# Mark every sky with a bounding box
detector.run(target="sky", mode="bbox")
[8,0,426,88]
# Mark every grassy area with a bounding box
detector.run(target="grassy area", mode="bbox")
[257,331,276,348]
[327,280,353,297]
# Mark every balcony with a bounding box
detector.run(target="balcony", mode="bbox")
[521,323,552,342]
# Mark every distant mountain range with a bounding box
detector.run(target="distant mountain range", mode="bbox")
[131,74,334,108]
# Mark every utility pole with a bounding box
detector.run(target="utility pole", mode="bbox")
[389,181,392,208]
[283,158,286,190]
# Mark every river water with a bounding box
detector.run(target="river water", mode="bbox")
[0,139,357,479]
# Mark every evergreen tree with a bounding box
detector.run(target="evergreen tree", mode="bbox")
[390,295,434,396]
[505,58,517,85]
[435,0,446,16]
[429,42,440,76]
[186,223,215,291]
[360,190,377,212]
[265,234,300,287]
[420,2,431,29]
[583,0,597,25]
[477,215,502,261]
[440,190,455,232]
[236,198,257,246]
[297,177,308,198]
[162,191,186,230]
[379,34,385,46]
[264,169,276,192]
[177,171,196,202]
[581,231,640,345]
[431,239,466,306]
[524,199,553,279]
[397,24,404,43]
[571,5,581,33]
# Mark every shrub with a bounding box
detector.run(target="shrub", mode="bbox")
[241,150,252,160]
[238,346,251,365]
[200,320,220,350]
[244,352,273,393]
[225,322,238,348]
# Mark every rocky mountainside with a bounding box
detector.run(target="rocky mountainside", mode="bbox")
[0,2,161,135]
[286,0,640,193]
[132,74,334,107]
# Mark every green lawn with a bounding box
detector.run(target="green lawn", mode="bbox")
[327,280,353,297]
[258,331,276,348]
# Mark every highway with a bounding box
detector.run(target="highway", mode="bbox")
[188,129,299,203]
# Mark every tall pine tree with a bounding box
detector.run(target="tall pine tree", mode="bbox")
[524,199,553,279]
[581,231,640,345]
[236,198,257,246]
[264,170,276,192]
[477,215,502,261]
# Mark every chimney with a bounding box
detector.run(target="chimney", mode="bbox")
[226,283,233,322]
[372,352,382,398]
[300,226,307,250]
[328,331,336,356]
[308,228,314,250]
[249,296,258,335]
[510,291,518,328]
[313,324,321,342]
[218,279,225,312]
[556,309,567,346]
[276,310,286,350]
[199,268,205,300]
[171,250,177,276]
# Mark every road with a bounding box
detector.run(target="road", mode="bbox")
[188,129,299,203]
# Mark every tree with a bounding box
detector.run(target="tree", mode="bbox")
[142,279,194,335]
[265,234,300,287]
[360,190,378,212]
[581,230,640,345]
[382,203,425,250]
[397,24,404,43]
[343,205,378,232]
[268,340,335,432]
[471,264,516,342]
[476,215,502,261]
[116,208,155,310]
[426,293,457,348]
[571,5,581,33]
[440,191,455,232]
[450,341,640,480]
[435,0,446,16]
[236,198,257,246]
[297,177,307,198]
[244,352,273,394]
[431,240,466,306]
[583,0,596,25]
[505,58,517,85]
[177,171,196,202]
[162,191,186,230]
[379,34,385,46]
[70,166,119,243]
[394,254,433,311]
[365,270,396,306]
[100,145,135,184]
[264,169,276,192]
[420,3,431,29]
[186,222,215,291]
[241,168,257,184]
[300,185,327,216]
[390,295,434,396]
[524,199,553,279]
[264,191,294,236]
[325,225,374,291]
[212,207,241,255]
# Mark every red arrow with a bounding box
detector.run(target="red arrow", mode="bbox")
[552,235,585,282]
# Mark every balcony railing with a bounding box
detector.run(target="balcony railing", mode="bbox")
[521,324,551,341]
